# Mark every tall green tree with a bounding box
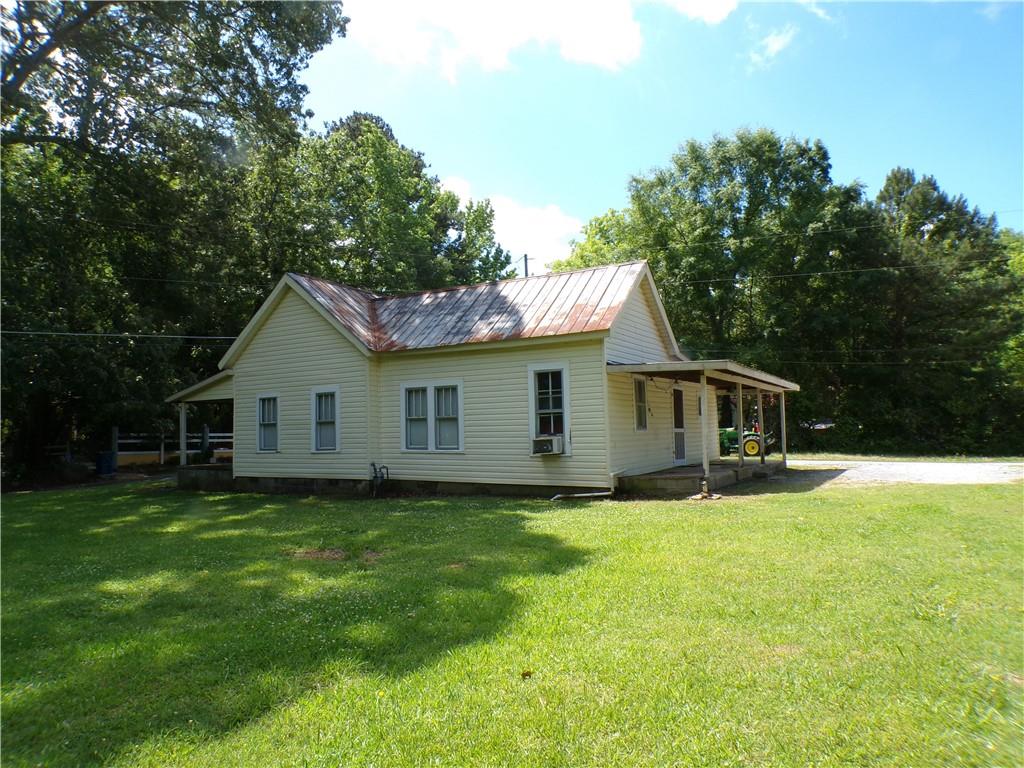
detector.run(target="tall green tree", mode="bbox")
[557,130,1023,453]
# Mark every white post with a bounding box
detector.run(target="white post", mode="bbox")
[756,388,765,465]
[178,403,187,467]
[780,391,788,468]
[159,430,165,465]
[700,373,710,478]
[736,382,744,468]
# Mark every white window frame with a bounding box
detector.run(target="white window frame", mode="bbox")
[399,379,464,452]
[633,375,648,432]
[309,385,341,453]
[527,363,571,455]
[257,392,279,453]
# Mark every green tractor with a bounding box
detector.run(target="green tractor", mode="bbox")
[719,425,775,457]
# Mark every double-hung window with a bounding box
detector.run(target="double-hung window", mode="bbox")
[634,376,648,431]
[535,370,564,436]
[528,364,571,453]
[310,386,340,451]
[258,395,278,452]
[401,380,463,452]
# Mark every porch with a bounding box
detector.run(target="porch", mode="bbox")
[616,457,785,496]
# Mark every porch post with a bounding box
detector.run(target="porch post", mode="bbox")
[178,403,187,467]
[780,391,788,468]
[736,382,744,468]
[756,388,765,465]
[700,373,710,478]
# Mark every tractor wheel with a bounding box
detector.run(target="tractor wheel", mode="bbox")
[743,437,761,457]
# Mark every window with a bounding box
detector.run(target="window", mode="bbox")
[258,395,278,452]
[528,363,571,454]
[434,385,459,450]
[401,380,463,451]
[634,377,648,431]
[310,387,339,451]
[405,387,428,450]
[535,370,564,436]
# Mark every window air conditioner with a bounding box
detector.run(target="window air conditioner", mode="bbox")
[531,435,564,456]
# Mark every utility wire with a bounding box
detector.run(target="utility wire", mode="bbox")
[0,330,236,340]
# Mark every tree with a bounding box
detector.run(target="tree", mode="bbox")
[558,130,1023,453]
[2,1,348,151]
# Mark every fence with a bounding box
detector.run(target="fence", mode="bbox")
[114,427,233,468]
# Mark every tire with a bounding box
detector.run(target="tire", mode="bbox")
[743,437,761,457]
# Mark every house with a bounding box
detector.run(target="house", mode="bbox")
[167,261,798,494]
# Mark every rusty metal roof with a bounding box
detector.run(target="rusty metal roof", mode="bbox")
[288,261,648,352]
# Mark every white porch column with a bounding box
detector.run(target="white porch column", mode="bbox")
[780,391,788,467]
[700,373,710,478]
[736,382,744,468]
[756,388,765,465]
[178,403,187,467]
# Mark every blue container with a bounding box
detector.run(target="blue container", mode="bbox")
[96,450,116,476]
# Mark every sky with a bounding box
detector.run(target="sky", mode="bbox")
[302,0,1024,272]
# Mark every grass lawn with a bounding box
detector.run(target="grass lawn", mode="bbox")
[2,474,1021,767]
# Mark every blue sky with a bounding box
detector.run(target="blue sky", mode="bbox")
[302,1,1024,271]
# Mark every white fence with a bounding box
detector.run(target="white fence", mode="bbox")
[115,429,233,466]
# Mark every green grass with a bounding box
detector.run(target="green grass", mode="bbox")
[788,452,1024,463]
[2,475,1021,767]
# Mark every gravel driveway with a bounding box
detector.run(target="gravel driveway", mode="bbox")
[786,459,1024,485]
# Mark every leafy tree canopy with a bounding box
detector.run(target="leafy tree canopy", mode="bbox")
[557,129,1023,453]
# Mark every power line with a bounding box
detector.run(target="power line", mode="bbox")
[0,330,236,340]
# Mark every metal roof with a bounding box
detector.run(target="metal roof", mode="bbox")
[288,261,649,352]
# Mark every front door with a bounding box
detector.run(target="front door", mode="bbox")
[672,387,686,465]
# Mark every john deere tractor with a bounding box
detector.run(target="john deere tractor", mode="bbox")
[719,426,775,457]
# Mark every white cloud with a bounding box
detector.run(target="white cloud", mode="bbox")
[980,2,1006,21]
[653,0,739,25]
[747,24,798,71]
[441,176,582,273]
[797,0,831,22]
[342,0,738,82]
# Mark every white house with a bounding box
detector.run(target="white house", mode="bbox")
[167,261,798,494]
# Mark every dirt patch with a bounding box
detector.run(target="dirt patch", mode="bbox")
[293,547,348,561]
[770,644,803,658]
[443,561,468,571]
[360,550,384,565]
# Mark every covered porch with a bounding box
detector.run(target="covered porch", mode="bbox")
[165,370,234,467]
[609,359,799,491]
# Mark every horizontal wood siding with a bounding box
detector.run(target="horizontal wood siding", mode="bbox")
[377,340,609,488]
[232,289,370,479]
[605,280,674,363]
[608,377,721,473]
[607,373,673,476]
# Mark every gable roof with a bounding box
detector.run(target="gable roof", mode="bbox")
[220,261,682,368]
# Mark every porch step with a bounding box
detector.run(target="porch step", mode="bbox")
[616,461,783,497]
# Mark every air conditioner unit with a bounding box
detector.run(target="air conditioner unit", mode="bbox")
[531,435,564,456]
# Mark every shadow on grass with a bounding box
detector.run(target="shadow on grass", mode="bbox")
[1,483,588,766]
[723,467,848,497]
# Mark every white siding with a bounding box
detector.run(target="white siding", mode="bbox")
[605,279,675,363]
[608,377,721,474]
[232,289,370,479]
[607,373,673,476]
[377,339,610,488]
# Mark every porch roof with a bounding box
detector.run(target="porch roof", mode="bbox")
[166,370,233,403]
[607,360,799,393]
